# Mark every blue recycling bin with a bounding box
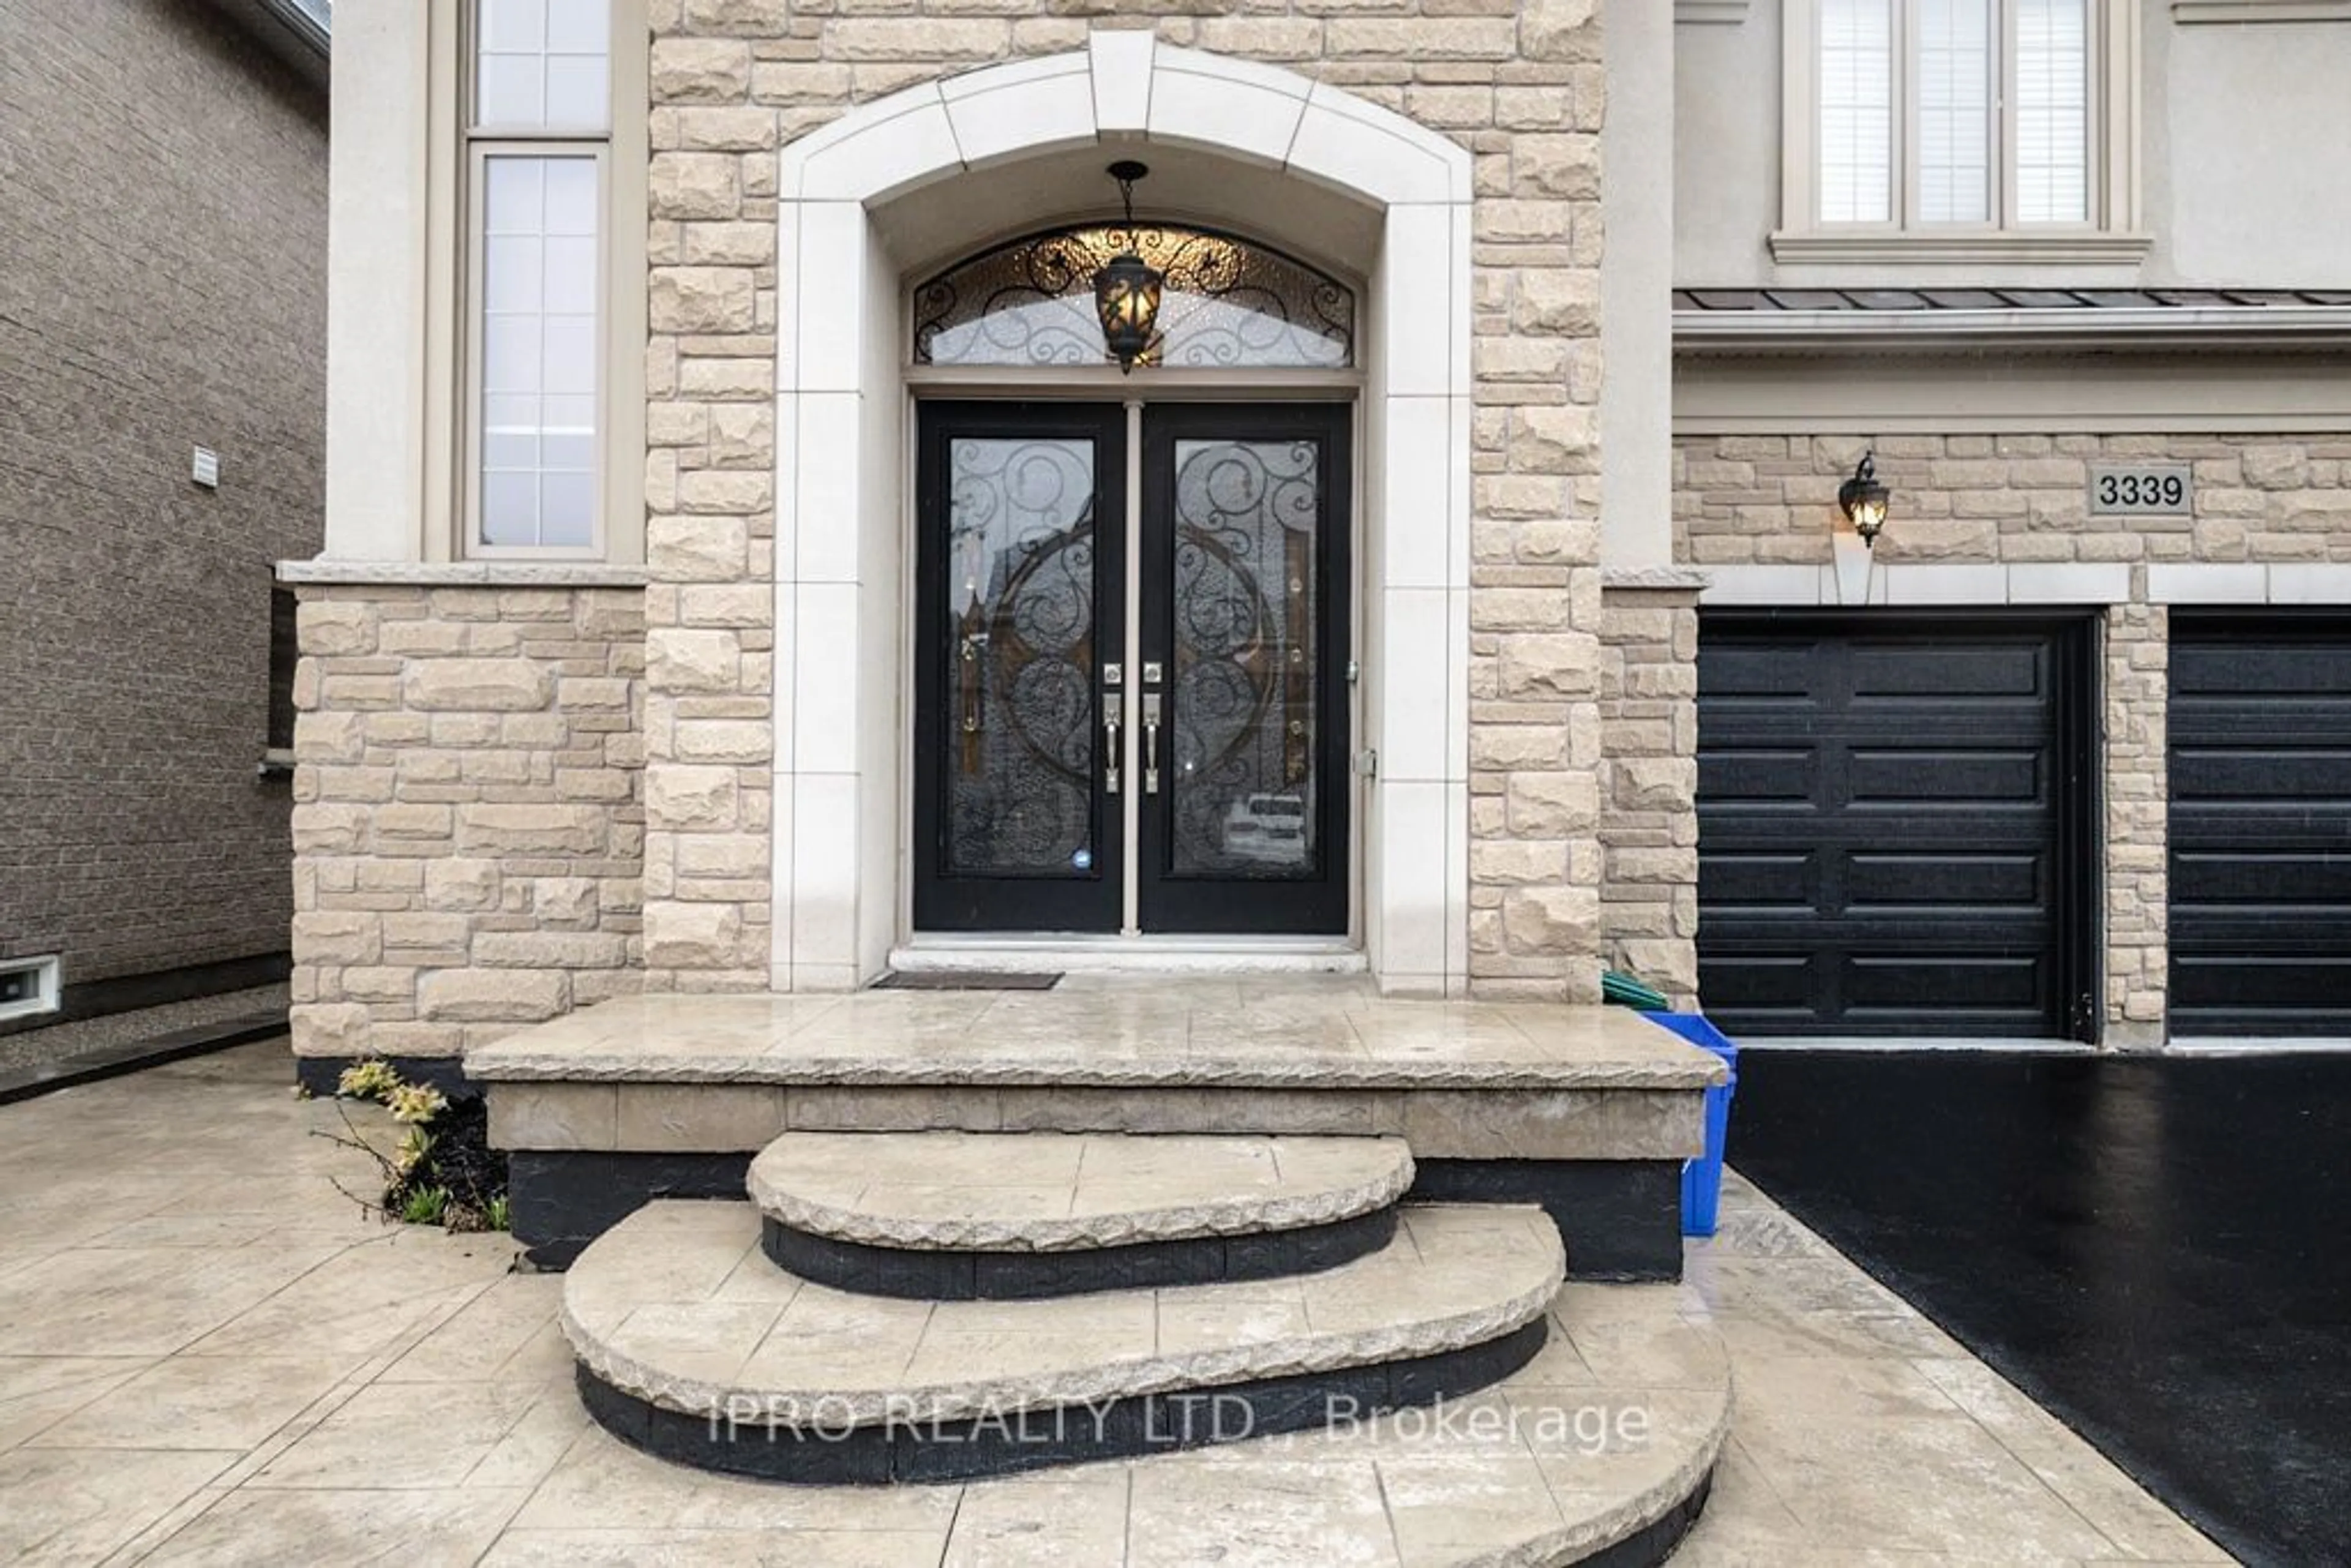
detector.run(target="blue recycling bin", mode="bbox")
[1640,1011,1739,1237]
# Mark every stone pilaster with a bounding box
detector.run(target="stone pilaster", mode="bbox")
[1597,578,1701,1006]
[2105,602,2167,1048]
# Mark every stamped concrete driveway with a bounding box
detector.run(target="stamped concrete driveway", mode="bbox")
[0,1040,2223,1564]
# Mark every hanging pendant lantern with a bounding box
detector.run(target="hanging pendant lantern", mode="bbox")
[1092,160,1163,373]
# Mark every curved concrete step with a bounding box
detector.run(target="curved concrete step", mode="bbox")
[561,1275,1731,1566]
[747,1131,1415,1297]
[564,1199,1564,1483]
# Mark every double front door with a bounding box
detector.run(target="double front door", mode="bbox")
[913,402,1352,935]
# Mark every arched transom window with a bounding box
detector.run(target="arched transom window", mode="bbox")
[913,226,1355,370]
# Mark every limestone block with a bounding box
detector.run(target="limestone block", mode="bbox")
[473,931,632,970]
[651,266,756,333]
[403,659,555,713]
[651,37,752,102]
[650,154,740,221]
[1498,634,1600,699]
[1507,771,1600,836]
[293,912,382,966]
[457,803,610,855]
[292,1003,371,1057]
[298,601,377,656]
[1512,270,1600,336]
[424,858,503,912]
[643,899,744,968]
[647,628,742,693]
[418,967,569,1023]
[1502,884,1601,956]
[647,764,741,830]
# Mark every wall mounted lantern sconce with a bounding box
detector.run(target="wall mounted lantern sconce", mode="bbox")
[1838,451,1891,546]
[1092,160,1164,373]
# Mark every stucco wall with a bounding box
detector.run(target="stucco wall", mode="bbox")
[1671,6,2351,288]
[0,1,326,1004]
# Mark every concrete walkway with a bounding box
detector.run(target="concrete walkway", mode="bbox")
[0,1041,2224,1565]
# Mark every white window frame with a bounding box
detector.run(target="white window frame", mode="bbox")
[1775,0,2148,264]
[0,956,62,1023]
[446,0,648,563]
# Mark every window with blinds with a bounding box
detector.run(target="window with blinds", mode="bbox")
[1811,0,2094,232]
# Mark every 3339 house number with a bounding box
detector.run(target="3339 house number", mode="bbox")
[2088,463,2192,516]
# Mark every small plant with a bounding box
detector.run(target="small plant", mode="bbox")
[315,1059,509,1234]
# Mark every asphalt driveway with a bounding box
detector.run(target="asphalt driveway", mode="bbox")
[1726,1048,2351,1568]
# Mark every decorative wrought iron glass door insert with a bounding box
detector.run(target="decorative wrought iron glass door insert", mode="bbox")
[912,402,1351,937]
[1138,405,1351,935]
[913,404,1126,931]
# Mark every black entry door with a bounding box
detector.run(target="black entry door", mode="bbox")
[1137,405,1351,935]
[2169,615,2351,1036]
[913,403,1125,931]
[1696,615,2093,1038]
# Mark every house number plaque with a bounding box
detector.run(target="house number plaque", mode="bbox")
[2088,463,2192,516]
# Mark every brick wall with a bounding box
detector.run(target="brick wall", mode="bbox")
[289,587,645,1062]
[1674,433,2351,568]
[0,1,325,996]
[643,0,1612,1000]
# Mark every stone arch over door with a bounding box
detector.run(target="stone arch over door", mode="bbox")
[770,34,1475,994]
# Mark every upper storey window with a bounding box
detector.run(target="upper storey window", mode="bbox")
[913,227,1355,372]
[470,0,612,555]
[1779,0,2144,263]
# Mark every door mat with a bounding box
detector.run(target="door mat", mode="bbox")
[871,971,1062,991]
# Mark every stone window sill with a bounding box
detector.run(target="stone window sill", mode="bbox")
[274,560,651,588]
[1768,231,2155,267]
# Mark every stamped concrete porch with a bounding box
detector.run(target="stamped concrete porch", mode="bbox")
[465,977,1728,1276]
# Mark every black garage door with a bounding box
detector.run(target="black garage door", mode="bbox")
[1697,615,2093,1038]
[2170,616,2351,1037]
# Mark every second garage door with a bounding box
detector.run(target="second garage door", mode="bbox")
[2169,616,2351,1038]
[1697,615,2094,1039]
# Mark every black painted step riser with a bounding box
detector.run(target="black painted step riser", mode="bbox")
[759,1206,1397,1300]
[577,1317,1547,1486]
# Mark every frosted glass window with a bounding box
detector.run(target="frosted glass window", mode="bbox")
[2015,0,2090,222]
[1818,0,1894,223]
[479,155,600,549]
[477,0,610,130]
[1915,0,1992,223]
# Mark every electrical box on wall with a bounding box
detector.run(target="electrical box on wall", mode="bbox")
[192,446,220,489]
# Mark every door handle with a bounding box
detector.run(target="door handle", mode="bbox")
[958,634,985,734]
[1104,707,1122,795]
[1142,692,1162,795]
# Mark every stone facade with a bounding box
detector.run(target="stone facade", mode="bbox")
[0,1,325,1022]
[637,0,1613,1000]
[2104,602,2167,1047]
[1674,429,2351,1042]
[288,587,645,1062]
[1597,585,1699,1006]
[1674,433,2351,568]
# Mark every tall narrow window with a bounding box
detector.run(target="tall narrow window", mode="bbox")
[1915,0,1992,223]
[2013,0,2090,223]
[468,1,610,553]
[1818,0,1894,224]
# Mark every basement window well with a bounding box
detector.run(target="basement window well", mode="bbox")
[0,956,61,1022]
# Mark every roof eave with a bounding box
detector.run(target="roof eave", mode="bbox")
[1673,307,2351,356]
